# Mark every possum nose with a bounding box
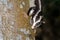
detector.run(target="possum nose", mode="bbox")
[31,23,36,29]
[31,26,35,29]
[31,25,36,30]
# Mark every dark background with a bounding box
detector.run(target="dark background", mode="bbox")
[35,0,60,40]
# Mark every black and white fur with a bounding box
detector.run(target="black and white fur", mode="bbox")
[27,0,45,29]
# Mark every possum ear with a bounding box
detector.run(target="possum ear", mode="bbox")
[27,7,35,16]
[29,9,34,16]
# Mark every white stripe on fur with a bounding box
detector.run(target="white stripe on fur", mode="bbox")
[31,10,43,29]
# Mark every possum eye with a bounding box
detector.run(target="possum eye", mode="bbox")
[35,22,42,28]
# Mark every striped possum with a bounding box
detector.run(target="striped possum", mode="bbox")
[27,0,45,29]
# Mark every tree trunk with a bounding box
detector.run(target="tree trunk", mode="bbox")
[0,0,35,40]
